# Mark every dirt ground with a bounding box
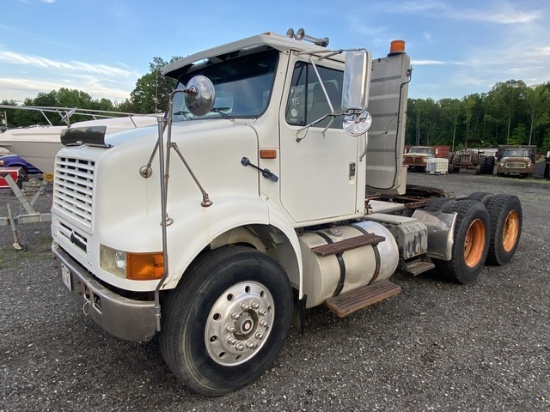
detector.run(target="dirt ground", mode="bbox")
[1,172,549,411]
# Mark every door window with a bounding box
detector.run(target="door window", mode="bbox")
[285,62,343,129]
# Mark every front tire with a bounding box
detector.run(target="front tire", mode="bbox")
[160,246,293,396]
[435,200,490,284]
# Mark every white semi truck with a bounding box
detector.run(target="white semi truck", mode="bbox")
[52,29,522,396]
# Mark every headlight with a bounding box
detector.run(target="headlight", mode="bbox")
[114,250,126,273]
[100,245,164,280]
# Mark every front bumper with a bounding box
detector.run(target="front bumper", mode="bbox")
[53,243,157,342]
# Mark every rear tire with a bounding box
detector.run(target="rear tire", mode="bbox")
[434,200,489,284]
[423,197,456,213]
[468,192,494,206]
[485,194,522,265]
[160,246,293,396]
[487,156,495,174]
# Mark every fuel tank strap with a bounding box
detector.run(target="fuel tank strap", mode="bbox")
[314,232,346,297]
[352,225,382,283]
[311,233,385,256]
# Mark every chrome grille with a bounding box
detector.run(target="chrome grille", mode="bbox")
[505,162,526,169]
[54,156,95,227]
[58,221,88,252]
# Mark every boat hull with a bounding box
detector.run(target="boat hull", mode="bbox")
[0,116,159,174]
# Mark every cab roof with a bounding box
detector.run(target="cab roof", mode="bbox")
[161,32,337,80]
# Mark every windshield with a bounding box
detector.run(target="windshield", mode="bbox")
[503,148,529,157]
[409,147,434,155]
[172,48,278,121]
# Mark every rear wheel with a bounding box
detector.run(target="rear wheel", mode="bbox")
[160,246,293,396]
[423,197,457,213]
[434,200,489,284]
[468,192,494,206]
[486,156,495,174]
[486,194,522,265]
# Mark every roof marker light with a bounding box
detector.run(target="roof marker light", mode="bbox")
[389,40,406,55]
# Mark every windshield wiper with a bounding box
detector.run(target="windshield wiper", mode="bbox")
[211,107,234,122]
[172,110,190,120]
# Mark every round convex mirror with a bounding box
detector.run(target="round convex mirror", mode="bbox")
[343,110,372,136]
[185,75,215,116]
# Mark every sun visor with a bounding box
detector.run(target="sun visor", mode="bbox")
[61,126,109,147]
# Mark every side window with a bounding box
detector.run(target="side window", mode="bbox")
[285,62,343,129]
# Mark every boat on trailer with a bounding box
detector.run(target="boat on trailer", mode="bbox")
[0,106,159,175]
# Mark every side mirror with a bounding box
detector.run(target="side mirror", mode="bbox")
[342,50,373,136]
[184,75,215,116]
[341,50,372,113]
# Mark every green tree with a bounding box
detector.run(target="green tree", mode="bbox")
[462,93,485,144]
[440,98,462,151]
[491,80,527,144]
[523,84,550,145]
[128,56,181,113]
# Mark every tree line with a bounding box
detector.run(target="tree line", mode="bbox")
[3,57,550,152]
[1,56,179,127]
[405,80,550,152]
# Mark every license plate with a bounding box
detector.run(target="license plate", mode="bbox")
[61,263,72,290]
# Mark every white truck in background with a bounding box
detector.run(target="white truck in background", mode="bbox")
[52,29,523,396]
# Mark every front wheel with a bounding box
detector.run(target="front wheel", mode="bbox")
[160,246,293,396]
[434,200,490,284]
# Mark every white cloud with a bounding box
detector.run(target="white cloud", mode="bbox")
[397,1,542,25]
[0,51,139,78]
[412,59,445,65]
[0,50,139,102]
[0,76,132,103]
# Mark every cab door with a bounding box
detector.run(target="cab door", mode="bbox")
[279,58,361,223]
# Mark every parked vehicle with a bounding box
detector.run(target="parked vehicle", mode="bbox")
[495,145,536,177]
[52,30,523,396]
[403,145,449,172]
[448,139,496,174]
[0,154,42,174]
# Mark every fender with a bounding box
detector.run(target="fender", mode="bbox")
[163,194,303,293]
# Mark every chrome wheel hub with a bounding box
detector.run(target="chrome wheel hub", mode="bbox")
[205,281,274,366]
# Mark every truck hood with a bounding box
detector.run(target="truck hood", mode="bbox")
[103,119,238,147]
[501,156,530,163]
[404,153,431,157]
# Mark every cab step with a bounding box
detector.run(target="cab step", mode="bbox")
[399,255,435,276]
[325,279,401,318]
[311,233,385,256]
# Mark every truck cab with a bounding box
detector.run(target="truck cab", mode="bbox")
[51,30,522,396]
[403,146,435,171]
[496,145,536,177]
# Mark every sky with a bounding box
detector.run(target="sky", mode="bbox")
[1,0,549,104]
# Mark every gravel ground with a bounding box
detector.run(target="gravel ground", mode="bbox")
[1,172,549,412]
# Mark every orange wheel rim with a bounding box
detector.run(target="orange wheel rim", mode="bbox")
[464,219,486,267]
[502,210,520,252]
